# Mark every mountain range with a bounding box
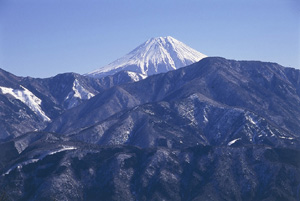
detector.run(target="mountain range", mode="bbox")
[0,37,299,201]
[0,69,148,139]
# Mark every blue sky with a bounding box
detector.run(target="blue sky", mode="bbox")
[0,0,299,78]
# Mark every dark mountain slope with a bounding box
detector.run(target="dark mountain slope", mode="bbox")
[0,135,299,201]
[47,86,141,134]
[68,96,299,149]
[0,68,22,88]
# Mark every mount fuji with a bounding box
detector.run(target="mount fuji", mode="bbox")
[87,36,207,78]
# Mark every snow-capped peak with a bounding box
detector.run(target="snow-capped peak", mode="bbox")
[87,36,207,78]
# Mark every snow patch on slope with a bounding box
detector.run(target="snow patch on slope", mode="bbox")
[126,71,147,82]
[65,79,95,109]
[0,85,50,121]
[2,145,77,176]
[228,138,241,146]
[72,79,94,99]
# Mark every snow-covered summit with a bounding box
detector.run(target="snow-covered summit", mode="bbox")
[87,36,207,78]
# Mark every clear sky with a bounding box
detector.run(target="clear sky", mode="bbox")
[0,0,299,78]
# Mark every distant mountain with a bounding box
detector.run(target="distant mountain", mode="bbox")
[87,36,207,78]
